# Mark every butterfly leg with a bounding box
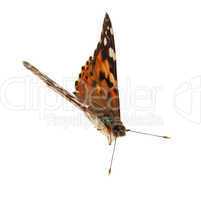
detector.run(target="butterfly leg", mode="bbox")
[23,61,88,111]
[107,135,112,145]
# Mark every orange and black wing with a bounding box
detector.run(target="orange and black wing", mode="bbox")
[74,13,121,118]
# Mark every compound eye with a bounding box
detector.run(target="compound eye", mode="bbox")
[112,125,126,136]
[112,125,122,133]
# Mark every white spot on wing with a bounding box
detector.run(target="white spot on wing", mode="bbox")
[104,37,107,46]
[109,47,116,60]
[109,48,113,57]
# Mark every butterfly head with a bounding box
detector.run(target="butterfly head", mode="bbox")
[112,123,126,137]
[101,115,126,137]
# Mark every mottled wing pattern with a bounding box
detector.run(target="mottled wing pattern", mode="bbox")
[74,13,121,118]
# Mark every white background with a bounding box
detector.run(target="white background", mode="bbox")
[0,0,201,199]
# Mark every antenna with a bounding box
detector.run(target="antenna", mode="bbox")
[126,129,170,139]
[108,138,117,175]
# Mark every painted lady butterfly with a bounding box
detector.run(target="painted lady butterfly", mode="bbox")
[23,13,170,174]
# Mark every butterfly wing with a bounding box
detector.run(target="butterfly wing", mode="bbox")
[23,61,88,112]
[74,13,121,119]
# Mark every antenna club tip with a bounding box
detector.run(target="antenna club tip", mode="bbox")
[108,168,111,176]
[163,136,171,139]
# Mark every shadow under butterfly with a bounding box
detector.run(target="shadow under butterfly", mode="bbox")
[23,13,170,175]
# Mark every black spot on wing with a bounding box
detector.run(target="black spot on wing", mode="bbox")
[108,57,117,79]
[101,49,107,60]
[99,71,105,81]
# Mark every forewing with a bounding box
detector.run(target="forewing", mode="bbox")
[74,13,121,118]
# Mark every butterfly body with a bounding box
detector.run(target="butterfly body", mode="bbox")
[85,107,126,144]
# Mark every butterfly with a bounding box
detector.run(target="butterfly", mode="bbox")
[23,13,170,174]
